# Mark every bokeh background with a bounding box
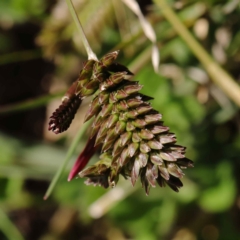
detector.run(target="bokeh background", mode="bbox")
[0,0,240,239]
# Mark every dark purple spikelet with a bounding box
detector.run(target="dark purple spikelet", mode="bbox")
[49,51,193,194]
[48,94,82,134]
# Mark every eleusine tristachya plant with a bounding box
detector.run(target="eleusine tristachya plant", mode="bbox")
[49,50,193,195]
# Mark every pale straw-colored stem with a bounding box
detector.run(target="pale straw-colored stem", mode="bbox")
[154,0,240,107]
[65,0,98,61]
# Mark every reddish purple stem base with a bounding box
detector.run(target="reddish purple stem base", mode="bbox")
[68,135,98,181]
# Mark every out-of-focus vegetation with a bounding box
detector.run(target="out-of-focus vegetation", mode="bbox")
[0,0,240,239]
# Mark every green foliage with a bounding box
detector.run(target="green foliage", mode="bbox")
[0,0,240,239]
[199,161,236,212]
[0,0,47,22]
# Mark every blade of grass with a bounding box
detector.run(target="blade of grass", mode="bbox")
[112,2,206,66]
[154,0,240,107]
[88,180,137,219]
[121,0,160,72]
[0,165,53,180]
[65,0,98,61]
[43,120,91,200]
[0,92,63,115]
[0,208,25,240]
[45,0,98,200]
[0,49,42,65]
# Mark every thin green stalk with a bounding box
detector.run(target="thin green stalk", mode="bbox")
[0,92,63,115]
[45,0,98,200]
[154,0,240,107]
[0,165,55,180]
[0,49,41,65]
[65,0,98,61]
[44,120,91,200]
[0,208,25,240]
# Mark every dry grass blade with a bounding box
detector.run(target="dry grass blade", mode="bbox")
[122,0,160,72]
[88,181,136,219]
[154,0,240,107]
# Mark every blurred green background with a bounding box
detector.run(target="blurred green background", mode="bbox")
[0,0,240,239]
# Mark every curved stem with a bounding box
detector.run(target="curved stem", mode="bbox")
[0,92,63,115]
[154,0,240,107]
[0,208,24,240]
[65,0,98,61]
[44,120,92,200]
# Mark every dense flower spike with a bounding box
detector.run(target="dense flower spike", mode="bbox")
[49,51,193,194]
[48,93,82,134]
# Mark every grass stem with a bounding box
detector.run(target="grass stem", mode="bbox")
[44,120,91,200]
[65,0,98,61]
[154,0,240,107]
